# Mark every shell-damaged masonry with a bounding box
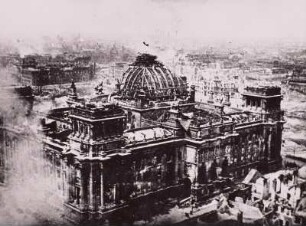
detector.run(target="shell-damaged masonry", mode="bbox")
[1,54,286,225]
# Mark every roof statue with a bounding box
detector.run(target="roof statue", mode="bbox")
[95,81,104,95]
[69,80,77,98]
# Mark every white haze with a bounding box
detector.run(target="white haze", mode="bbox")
[0,77,66,225]
[0,139,65,226]
[0,0,306,47]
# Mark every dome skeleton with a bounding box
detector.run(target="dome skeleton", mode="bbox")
[120,54,187,100]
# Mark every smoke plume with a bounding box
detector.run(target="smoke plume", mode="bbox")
[0,67,67,225]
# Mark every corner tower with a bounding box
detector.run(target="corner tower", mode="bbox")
[242,85,285,171]
[64,103,126,220]
[69,103,126,157]
[242,86,283,122]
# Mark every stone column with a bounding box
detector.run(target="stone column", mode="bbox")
[100,163,104,210]
[63,158,69,202]
[208,91,214,103]
[191,148,200,204]
[181,148,185,178]
[275,123,283,160]
[68,161,75,204]
[79,164,86,210]
[89,163,94,211]
[261,99,266,110]
[174,148,179,183]
[76,121,81,137]
[113,184,117,204]
[86,124,91,141]
[89,125,94,140]
[267,128,272,161]
[262,128,267,161]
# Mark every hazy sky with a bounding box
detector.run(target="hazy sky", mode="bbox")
[0,0,306,45]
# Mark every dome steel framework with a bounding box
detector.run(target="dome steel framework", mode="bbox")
[120,54,187,100]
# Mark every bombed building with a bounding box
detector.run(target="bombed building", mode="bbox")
[0,86,34,184]
[19,53,96,88]
[0,54,285,224]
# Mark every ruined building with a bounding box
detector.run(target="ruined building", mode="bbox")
[19,53,96,88]
[0,54,285,224]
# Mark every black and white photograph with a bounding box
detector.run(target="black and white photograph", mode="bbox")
[0,0,306,225]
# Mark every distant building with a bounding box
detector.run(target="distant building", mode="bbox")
[285,68,306,94]
[195,78,240,105]
[172,54,244,106]
[19,53,96,88]
[110,62,129,80]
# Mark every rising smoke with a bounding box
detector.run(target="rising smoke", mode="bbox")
[0,69,67,225]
